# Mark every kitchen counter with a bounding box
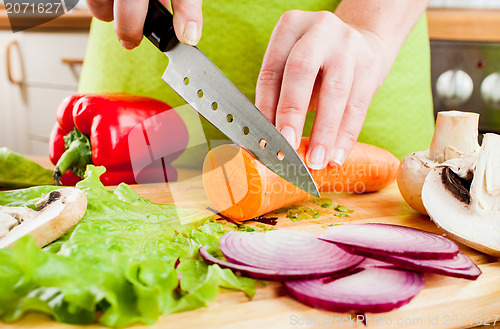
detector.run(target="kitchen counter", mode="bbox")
[2,171,500,328]
[427,8,500,42]
[0,7,91,30]
[0,7,499,39]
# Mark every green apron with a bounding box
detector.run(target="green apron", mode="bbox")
[78,0,434,166]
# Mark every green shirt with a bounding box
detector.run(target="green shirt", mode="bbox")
[78,0,434,165]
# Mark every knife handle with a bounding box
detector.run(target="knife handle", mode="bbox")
[143,0,176,52]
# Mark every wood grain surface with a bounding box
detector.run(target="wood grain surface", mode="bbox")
[2,175,500,329]
[0,8,91,30]
[427,8,500,42]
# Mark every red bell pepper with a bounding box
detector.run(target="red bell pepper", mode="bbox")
[49,93,188,186]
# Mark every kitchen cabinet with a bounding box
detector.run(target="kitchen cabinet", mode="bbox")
[0,28,89,156]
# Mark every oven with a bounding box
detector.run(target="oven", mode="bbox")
[431,40,500,134]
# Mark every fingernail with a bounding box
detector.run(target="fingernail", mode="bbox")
[307,145,326,170]
[333,148,346,166]
[119,40,137,50]
[280,126,296,149]
[329,148,337,166]
[184,21,199,46]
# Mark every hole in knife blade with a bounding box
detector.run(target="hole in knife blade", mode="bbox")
[211,102,218,111]
[277,151,285,160]
[184,77,190,85]
[226,114,234,123]
[197,89,204,98]
[259,139,267,148]
[243,126,250,135]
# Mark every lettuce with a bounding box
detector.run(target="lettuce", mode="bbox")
[0,147,54,188]
[0,166,255,327]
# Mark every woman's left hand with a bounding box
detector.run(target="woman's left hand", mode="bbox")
[255,10,392,170]
[255,0,430,170]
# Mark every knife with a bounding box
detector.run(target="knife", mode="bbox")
[142,0,320,197]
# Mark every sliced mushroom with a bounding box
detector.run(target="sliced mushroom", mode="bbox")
[397,111,480,215]
[0,213,19,238]
[0,187,87,248]
[422,133,500,256]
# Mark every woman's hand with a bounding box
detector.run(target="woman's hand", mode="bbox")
[86,0,203,49]
[255,1,429,170]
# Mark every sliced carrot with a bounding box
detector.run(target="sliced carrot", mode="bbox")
[203,137,399,221]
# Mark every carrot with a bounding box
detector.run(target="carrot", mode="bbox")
[297,138,400,193]
[202,137,399,221]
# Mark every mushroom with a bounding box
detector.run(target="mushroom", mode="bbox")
[397,111,480,215]
[0,187,87,248]
[422,133,500,256]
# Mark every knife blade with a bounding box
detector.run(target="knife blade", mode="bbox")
[143,0,319,197]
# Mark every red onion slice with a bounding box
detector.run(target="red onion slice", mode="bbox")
[285,265,424,314]
[219,230,364,278]
[199,246,284,280]
[345,247,481,280]
[199,246,358,281]
[320,223,459,260]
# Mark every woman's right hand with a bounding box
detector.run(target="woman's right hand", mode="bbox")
[86,0,203,49]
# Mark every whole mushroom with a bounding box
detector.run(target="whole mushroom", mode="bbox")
[397,111,480,215]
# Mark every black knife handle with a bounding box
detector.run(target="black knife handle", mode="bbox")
[143,0,177,52]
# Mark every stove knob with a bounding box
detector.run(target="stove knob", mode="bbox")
[436,69,474,107]
[481,72,500,109]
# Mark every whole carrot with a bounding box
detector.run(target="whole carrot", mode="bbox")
[203,137,399,221]
[297,138,400,194]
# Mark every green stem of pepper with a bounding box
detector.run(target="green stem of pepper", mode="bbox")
[53,128,93,185]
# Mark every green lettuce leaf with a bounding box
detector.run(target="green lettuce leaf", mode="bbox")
[0,147,55,188]
[0,166,255,327]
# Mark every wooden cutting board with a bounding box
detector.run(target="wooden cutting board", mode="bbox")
[3,174,500,329]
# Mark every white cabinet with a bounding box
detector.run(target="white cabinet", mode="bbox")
[0,30,26,153]
[0,29,88,156]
